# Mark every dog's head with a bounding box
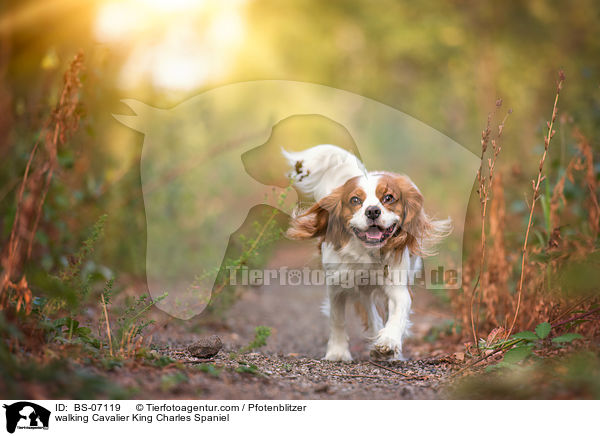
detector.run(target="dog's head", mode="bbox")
[287,172,450,256]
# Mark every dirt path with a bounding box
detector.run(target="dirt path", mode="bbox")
[131,241,463,399]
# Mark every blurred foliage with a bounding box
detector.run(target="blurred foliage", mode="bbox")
[2,0,599,283]
[240,325,271,353]
[0,215,167,398]
[451,351,600,399]
[0,0,599,399]
[0,312,131,398]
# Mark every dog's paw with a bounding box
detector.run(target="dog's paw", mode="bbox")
[371,331,405,361]
[371,348,408,361]
[324,348,353,362]
[370,344,396,361]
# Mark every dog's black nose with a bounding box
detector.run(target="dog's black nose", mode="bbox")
[365,206,381,220]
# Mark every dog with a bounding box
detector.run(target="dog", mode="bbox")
[283,145,451,361]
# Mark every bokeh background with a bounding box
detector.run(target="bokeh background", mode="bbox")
[1,0,598,279]
[1,0,599,399]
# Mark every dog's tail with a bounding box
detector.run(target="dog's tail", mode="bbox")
[282,144,366,202]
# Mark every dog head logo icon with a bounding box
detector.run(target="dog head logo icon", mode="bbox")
[3,402,51,433]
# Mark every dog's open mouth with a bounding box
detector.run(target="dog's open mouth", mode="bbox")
[352,223,397,245]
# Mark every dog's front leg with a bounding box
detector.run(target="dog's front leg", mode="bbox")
[359,291,384,340]
[324,288,352,362]
[372,285,411,361]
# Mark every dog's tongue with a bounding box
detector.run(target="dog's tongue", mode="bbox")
[366,226,383,240]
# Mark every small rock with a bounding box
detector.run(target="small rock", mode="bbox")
[453,352,465,362]
[187,335,223,358]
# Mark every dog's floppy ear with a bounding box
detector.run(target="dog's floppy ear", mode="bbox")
[286,201,330,240]
[384,179,424,255]
[399,181,424,231]
[286,187,345,243]
[403,191,452,257]
[388,175,452,256]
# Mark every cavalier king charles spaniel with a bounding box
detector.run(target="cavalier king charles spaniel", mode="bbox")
[283,145,451,361]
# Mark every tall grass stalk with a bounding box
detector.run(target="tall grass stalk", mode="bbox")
[469,100,510,349]
[507,71,565,339]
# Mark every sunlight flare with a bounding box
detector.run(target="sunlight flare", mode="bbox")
[94,0,247,90]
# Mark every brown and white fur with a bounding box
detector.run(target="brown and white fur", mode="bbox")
[284,145,451,361]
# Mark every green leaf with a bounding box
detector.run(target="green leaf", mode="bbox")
[240,326,272,353]
[76,327,92,336]
[535,322,552,339]
[502,345,533,364]
[198,364,222,377]
[512,331,539,341]
[236,364,260,375]
[151,355,175,368]
[551,333,583,343]
[53,317,69,328]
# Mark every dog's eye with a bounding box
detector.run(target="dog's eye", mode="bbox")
[382,194,395,204]
[349,196,362,206]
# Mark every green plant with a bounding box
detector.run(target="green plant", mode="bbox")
[198,363,222,377]
[203,188,292,317]
[34,213,166,361]
[97,290,167,359]
[35,216,166,360]
[240,325,272,353]
[41,214,109,312]
[152,355,176,367]
[487,322,582,369]
[453,351,600,399]
[29,215,110,349]
[58,214,108,292]
[160,372,188,392]
[0,312,130,398]
[51,317,100,348]
[235,363,261,375]
[114,292,168,346]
